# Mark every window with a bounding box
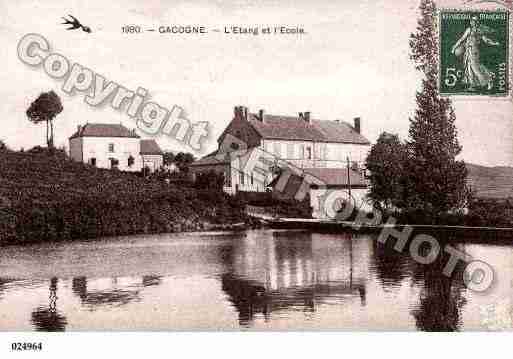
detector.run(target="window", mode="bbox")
[319,144,327,160]
[225,170,231,187]
[306,146,312,160]
[264,141,271,154]
[300,145,305,159]
[287,143,294,159]
[109,158,119,169]
[239,171,245,185]
[128,155,135,167]
[89,158,96,166]
[273,142,281,157]
[108,143,115,152]
[251,172,254,185]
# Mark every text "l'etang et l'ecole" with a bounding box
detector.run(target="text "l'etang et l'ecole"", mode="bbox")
[156,25,305,35]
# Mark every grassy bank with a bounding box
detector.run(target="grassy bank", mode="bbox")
[0,150,248,245]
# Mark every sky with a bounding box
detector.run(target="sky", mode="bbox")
[0,0,512,166]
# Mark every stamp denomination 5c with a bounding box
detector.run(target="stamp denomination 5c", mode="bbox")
[439,10,509,97]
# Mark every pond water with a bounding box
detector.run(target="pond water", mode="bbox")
[0,229,512,331]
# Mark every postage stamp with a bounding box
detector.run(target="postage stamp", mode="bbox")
[439,10,510,98]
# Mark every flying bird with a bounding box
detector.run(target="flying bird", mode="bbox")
[61,15,91,33]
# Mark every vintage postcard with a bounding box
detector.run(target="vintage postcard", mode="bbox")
[2,1,513,353]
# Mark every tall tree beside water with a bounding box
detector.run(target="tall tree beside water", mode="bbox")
[366,132,408,211]
[407,0,468,215]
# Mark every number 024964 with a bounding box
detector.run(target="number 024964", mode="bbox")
[11,342,43,351]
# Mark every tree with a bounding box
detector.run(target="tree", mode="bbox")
[26,90,63,148]
[163,151,175,166]
[173,152,195,172]
[366,132,408,211]
[0,140,10,152]
[408,0,469,215]
[195,170,225,192]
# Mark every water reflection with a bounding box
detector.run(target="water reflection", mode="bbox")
[221,231,368,326]
[0,230,509,330]
[71,275,162,309]
[0,278,13,299]
[410,239,468,332]
[411,263,467,331]
[371,240,412,291]
[31,277,67,332]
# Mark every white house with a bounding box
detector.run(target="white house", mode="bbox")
[189,106,372,217]
[69,123,163,172]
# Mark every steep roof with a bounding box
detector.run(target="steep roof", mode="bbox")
[190,147,258,167]
[69,123,140,139]
[245,113,370,144]
[189,150,233,166]
[313,120,370,144]
[303,168,367,187]
[140,139,163,155]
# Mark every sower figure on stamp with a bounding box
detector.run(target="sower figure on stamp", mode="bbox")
[451,15,500,91]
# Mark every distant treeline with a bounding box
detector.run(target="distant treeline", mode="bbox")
[0,149,248,245]
[365,199,513,228]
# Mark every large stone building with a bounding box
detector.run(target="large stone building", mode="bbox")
[69,123,163,172]
[189,106,372,217]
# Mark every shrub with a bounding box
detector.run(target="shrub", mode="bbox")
[0,150,248,245]
[195,170,225,192]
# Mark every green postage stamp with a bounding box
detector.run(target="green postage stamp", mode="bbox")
[439,10,510,97]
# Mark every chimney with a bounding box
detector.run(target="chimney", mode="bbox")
[354,117,361,133]
[304,111,311,123]
[258,109,265,122]
[234,105,248,120]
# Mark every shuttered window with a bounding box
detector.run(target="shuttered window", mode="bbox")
[287,143,294,159]
[273,142,281,157]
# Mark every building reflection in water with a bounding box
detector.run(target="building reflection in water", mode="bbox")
[29,274,164,331]
[71,275,162,310]
[221,230,370,326]
[31,277,67,332]
[0,278,13,300]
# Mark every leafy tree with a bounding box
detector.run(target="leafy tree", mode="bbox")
[195,170,225,192]
[163,151,175,166]
[0,140,10,152]
[407,0,469,215]
[174,152,195,172]
[365,132,408,211]
[26,90,63,148]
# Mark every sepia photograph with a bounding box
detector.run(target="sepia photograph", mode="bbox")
[1,0,513,356]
